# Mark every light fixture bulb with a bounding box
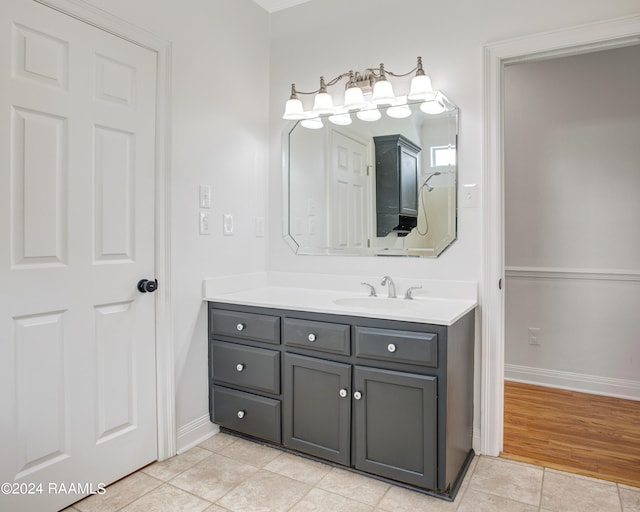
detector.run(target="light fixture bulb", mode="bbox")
[300,116,324,129]
[386,104,412,119]
[408,57,434,100]
[420,97,446,115]
[408,74,434,100]
[356,108,381,122]
[328,113,352,126]
[371,79,395,105]
[282,98,305,120]
[312,76,335,114]
[343,86,366,110]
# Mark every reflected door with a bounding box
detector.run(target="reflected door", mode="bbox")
[0,1,158,510]
[329,130,371,250]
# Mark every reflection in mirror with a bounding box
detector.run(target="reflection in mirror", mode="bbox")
[284,97,458,257]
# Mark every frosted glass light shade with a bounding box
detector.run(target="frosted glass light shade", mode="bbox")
[371,79,396,105]
[328,113,352,126]
[386,104,411,119]
[343,86,366,110]
[312,92,335,114]
[420,98,446,115]
[282,98,305,120]
[408,74,434,100]
[356,108,381,122]
[300,116,323,129]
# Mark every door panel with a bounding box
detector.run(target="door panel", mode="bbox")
[283,354,351,465]
[0,1,158,510]
[353,366,437,489]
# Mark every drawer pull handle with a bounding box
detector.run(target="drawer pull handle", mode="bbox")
[353,391,362,400]
[236,363,245,372]
[236,323,245,331]
[387,343,397,353]
[237,410,245,419]
[339,388,348,398]
[307,333,317,342]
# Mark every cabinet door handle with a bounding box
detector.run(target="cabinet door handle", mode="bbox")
[236,323,245,331]
[307,333,317,342]
[353,391,362,400]
[339,388,348,398]
[236,363,245,372]
[237,410,245,419]
[387,343,397,353]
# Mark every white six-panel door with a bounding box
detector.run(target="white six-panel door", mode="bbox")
[0,1,158,510]
[329,130,370,250]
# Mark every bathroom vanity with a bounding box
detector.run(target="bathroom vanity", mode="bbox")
[206,283,475,500]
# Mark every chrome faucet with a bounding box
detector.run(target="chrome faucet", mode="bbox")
[380,275,396,298]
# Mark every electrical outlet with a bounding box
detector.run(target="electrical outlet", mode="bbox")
[461,183,478,208]
[528,327,541,345]
[199,184,211,208]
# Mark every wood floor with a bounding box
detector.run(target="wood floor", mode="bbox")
[502,380,640,487]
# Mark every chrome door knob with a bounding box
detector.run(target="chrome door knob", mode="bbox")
[387,343,397,353]
[236,323,245,331]
[307,333,317,342]
[353,391,362,400]
[237,410,245,419]
[339,388,348,398]
[236,363,245,372]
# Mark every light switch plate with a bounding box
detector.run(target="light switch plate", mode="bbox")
[223,214,234,236]
[199,211,211,235]
[199,184,211,208]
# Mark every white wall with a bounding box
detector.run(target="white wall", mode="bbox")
[504,46,640,399]
[82,0,270,448]
[267,0,640,281]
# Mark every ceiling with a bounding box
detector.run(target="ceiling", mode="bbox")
[252,0,313,13]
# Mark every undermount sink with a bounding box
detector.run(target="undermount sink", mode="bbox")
[332,297,421,311]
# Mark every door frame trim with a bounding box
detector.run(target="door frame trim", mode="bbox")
[35,0,176,460]
[481,14,640,456]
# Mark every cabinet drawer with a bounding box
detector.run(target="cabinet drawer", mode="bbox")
[213,386,281,443]
[211,341,280,394]
[283,317,350,355]
[354,327,437,368]
[211,308,280,345]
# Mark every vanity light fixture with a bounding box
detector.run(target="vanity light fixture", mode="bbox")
[282,56,443,127]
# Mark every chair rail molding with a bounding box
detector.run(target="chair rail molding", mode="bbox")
[482,13,640,457]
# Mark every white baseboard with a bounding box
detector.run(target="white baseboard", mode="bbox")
[176,414,218,454]
[505,364,640,401]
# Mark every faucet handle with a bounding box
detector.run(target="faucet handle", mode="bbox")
[404,286,423,300]
[361,282,377,297]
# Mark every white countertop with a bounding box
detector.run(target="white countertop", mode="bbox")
[203,273,477,326]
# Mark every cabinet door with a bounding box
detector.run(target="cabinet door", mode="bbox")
[399,146,418,216]
[283,354,351,465]
[353,366,437,488]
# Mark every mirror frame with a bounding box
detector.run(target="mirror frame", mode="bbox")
[283,97,459,257]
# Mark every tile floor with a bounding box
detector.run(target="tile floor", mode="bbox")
[64,432,640,512]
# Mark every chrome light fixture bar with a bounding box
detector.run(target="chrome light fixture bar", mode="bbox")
[282,57,446,127]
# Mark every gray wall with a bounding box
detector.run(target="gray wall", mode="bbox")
[504,45,640,398]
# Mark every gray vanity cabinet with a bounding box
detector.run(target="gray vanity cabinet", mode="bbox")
[208,302,475,500]
[283,353,351,465]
